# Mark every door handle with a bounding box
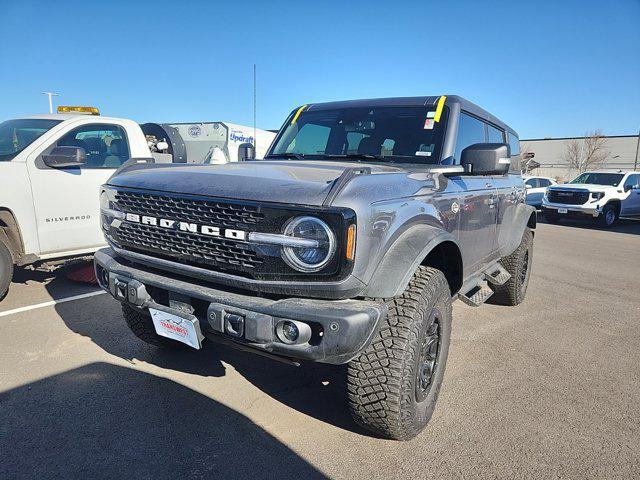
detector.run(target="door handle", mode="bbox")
[485,182,493,188]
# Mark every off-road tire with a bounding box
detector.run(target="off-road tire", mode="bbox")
[347,266,452,440]
[0,239,13,301]
[489,228,533,306]
[598,203,618,228]
[122,304,186,349]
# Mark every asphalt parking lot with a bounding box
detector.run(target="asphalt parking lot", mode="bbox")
[1,220,639,479]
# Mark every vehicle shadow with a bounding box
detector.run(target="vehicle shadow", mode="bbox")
[52,285,363,436]
[0,362,327,480]
[10,260,99,299]
[537,215,640,235]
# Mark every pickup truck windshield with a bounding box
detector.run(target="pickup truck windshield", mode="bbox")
[0,119,62,161]
[267,106,447,164]
[570,172,624,186]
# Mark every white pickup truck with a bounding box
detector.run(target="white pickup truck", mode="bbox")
[0,108,276,300]
[542,170,640,227]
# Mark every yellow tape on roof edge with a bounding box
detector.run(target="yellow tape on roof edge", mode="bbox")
[291,105,307,125]
[434,96,446,122]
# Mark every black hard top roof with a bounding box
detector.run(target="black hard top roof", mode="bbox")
[306,95,516,135]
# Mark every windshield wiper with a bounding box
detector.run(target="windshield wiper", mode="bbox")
[323,153,382,162]
[265,153,306,160]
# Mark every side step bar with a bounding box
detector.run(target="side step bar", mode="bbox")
[484,264,511,286]
[459,282,494,307]
[458,263,511,307]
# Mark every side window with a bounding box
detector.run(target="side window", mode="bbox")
[487,124,505,143]
[454,112,486,163]
[508,132,521,155]
[507,132,521,172]
[286,123,330,155]
[525,178,539,188]
[624,174,639,190]
[539,179,551,188]
[57,124,130,169]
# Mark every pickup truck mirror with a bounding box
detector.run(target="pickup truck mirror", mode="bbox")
[460,143,510,176]
[525,183,532,189]
[42,146,87,168]
[238,142,255,161]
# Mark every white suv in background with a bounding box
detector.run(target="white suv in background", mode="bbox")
[542,170,640,227]
[524,176,556,208]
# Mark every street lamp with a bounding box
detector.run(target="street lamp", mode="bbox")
[635,126,640,171]
[41,92,60,114]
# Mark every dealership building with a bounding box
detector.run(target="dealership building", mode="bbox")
[520,134,639,181]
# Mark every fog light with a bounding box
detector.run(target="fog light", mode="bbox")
[275,320,312,345]
[283,322,299,342]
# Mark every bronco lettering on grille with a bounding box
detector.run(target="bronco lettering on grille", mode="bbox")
[124,213,247,241]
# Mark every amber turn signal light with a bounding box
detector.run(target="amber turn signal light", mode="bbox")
[346,224,356,261]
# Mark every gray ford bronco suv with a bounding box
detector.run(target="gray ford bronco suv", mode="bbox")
[95,95,536,440]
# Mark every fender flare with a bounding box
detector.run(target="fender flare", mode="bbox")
[497,203,536,259]
[363,224,462,298]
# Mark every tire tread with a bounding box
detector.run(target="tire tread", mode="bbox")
[347,266,451,440]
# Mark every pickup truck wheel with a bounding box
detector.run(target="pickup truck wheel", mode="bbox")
[489,228,533,306]
[598,204,618,228]
[347,266,452,440]
[122,304,186,349]
[0,239,14,301]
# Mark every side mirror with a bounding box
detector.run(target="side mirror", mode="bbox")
[525,184,532,189]
[461,143,510,176]
[42,146,87,168]
[238,142,255,161]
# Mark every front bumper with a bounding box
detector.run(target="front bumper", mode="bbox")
[541,201,601,217]
[94,248,386,365]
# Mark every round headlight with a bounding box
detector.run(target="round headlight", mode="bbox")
[282,216,336,272]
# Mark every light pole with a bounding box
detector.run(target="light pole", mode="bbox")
[41,92,60,114]
[634,126,640,171]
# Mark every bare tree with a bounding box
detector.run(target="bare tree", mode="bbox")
[519,142,536,173]
[562,130,609,174]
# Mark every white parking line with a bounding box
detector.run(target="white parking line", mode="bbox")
[0,290,107,318]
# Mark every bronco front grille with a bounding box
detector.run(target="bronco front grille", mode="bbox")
[111,189,265,275]
[547,189,589,205]
[106,187,355,281]
[115,222,263,271]
[114,190,264,228]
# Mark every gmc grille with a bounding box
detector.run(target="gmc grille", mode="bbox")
[547,189,589,205]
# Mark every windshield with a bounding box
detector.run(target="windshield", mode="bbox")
[0,119,61,161]
[267,106,448,164]
[569,172,624,186]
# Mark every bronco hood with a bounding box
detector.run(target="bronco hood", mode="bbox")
[107,160,404,206]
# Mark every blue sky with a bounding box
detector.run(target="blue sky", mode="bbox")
[0,0,638,139]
